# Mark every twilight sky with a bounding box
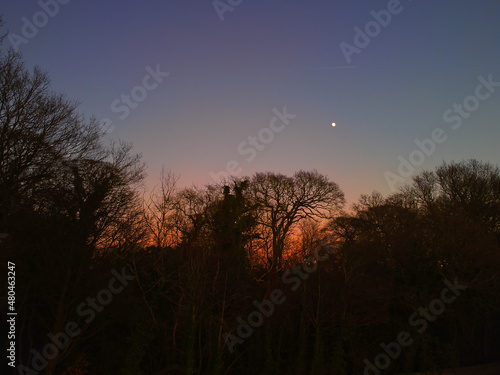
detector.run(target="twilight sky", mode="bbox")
[2,1,499,205]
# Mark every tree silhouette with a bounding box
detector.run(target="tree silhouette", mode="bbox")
[249,170,344,271]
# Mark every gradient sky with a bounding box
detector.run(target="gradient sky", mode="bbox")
[2,1,499,205]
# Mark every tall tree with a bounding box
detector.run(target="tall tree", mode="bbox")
[0,38,145,374]
[143,168,180,248]
[249,170,344,270]
[208,180,258,268]
[0,48,102,233]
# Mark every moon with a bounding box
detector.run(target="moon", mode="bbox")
[331,122,336,127]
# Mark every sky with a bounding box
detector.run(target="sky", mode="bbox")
[2,1,499,205]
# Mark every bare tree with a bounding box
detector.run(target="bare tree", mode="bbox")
[0,48,102,232]
[0,40,146,374]
[249,170,344,270]
[143,168,180,248]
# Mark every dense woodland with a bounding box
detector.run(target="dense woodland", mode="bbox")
[1,29,500,375]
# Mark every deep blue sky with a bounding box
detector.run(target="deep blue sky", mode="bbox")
[2,1,499,204]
